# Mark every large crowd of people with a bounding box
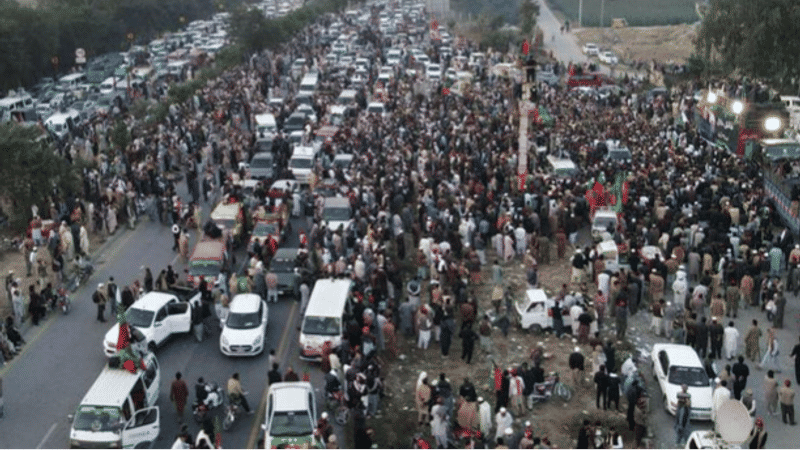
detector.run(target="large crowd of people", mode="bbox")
[4,2,800,448]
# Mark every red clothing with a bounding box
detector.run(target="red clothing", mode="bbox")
[170,379,189,412]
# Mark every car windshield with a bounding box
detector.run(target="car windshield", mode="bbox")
[251,157,273,168]
[271,259,295,273]
[190,260,222,277]
[668,366,710,387]
[594,217,617,230]
[367,106,384,114]
[254,222,279,236]
[609,150,631,160]
[226,311,261,329]
[270,410,313,437]
[126,308,154,328]
[302,316,340,336]
[323,207,351,221]
[290,158,313,169]
[73,406,122,432]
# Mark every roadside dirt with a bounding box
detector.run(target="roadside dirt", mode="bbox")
[370,241,639,448]
[574,24,698,64]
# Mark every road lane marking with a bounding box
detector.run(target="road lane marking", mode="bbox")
[36,422,58,449]
[246,301,298,449]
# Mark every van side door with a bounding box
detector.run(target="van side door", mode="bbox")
[121,406,160,448]
[143,355,161,406]
[152,305,170,345]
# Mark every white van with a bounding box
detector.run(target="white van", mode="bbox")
[299,278,352,360]
[328,105,347,126]
[289,146,316,185]
[99,77,120,96]
[255,113,277,143]
[337,89,358,108]
[68,353,161,449]
[59,73,88,94]
[298,73,319,97]
[45,109,81,140]
[321,196,352,232]
[0,93,35,122]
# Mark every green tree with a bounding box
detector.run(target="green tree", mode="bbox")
[519,0,539,35]
[697,0,800,89]
[0,123,81,230]
[111,119,131,151]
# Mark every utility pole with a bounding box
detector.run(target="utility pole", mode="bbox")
[578,0,583,27]
[600,0,605,28]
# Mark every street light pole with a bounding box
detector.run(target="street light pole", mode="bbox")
[579,0,583,27]
[600,0,605,28]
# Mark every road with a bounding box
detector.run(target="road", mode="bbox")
[0,168,329,449]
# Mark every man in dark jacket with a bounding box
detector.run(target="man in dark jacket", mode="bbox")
[459,377,477,403]
[695,316,708,358]
[732,355,750,400]
[709,317,724,359]
[604,340,617,373]
[569,347,586,388]
[268,363,283,385]
[594,365,609,410]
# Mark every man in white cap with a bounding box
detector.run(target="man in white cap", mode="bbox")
[172,224,181,251]
[478,396,492,440]
[27,246,38,277]
[494,407,513,442]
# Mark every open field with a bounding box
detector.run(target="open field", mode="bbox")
[574,24,698,64]
[547,0,699,27]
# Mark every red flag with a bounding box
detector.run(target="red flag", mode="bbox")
[494,367,502,391]
[116,323,130,351]
[302,369,310,382]
[442,87,450,96]
[123,359,136,374]
[622,181,629,204]
[522,40,530,55]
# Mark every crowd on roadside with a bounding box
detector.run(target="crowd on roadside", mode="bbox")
[5,2,800,448]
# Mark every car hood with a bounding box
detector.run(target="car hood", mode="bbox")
[221,326,263,345]
[268,434,318,449]
[276,271,295,286]
[665,382,713,409]
[104,323,152,348]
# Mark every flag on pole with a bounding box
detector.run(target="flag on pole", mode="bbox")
[214,415,222,448]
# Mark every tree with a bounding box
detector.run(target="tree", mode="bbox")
[697,0,800,89]
[519,0,540,35]
[0,123,81,230]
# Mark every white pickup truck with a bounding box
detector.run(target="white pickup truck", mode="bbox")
[103,288,202,356]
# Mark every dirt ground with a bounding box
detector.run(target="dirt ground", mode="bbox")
[369,239,639,449]
[574,24,699,65]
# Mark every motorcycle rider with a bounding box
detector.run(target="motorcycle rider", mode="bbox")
[195,377,209,407]
[227,373,253,414]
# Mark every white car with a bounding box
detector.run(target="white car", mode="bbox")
[103,291,201,356]
[426,63,442,82]
[651,343,713,421]
[514,289,593,333]
[599,51,618,65]
[366,101,388,117]
[582,43,599,56]
[262,382,320,448]
[220,294,268,356]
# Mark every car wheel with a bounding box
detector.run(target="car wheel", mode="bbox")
[148,341,156,353]
[529,324,543,335]
[134,442,151,449]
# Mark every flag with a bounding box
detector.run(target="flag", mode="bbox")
[116,308,130,352]
[442,87,450,96]
[494,366,502,391]
[302,369,310,382]
[214,416,222,448]
[522,40,530,55]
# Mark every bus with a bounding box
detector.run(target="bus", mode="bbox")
[694,89,789,158]
[756,138,800,234]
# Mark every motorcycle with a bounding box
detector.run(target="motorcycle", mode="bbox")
[56,288,72,314]
[67,258,94,291]
[222,394,246,431]
[193,382,225,423]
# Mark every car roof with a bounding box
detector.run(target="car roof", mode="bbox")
[80,354,157,407]
[652,343,703,367]
[269,382,313,412]
[229,293,263,313]
[130,292,179,311]
[323,197,350,208]
[190,239,225,260]
[525,289,549,304]
[211,202,240,220]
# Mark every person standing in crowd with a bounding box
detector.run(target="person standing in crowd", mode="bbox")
[93,283,107,322]
[170,372,189,423]
[724,320,740,361]
[746,319,762,363]
[764,370,779,417]
[732,355,750,401]
[674,384,692,447]
[747,417,768,449]
[778,379,796,425]
[790,336,800,386]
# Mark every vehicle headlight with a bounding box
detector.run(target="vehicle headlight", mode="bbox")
[222,335,229,346]
[253,335,262,346]
[109,440,122,449]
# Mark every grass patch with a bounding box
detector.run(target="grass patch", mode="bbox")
[546,0,699,27]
